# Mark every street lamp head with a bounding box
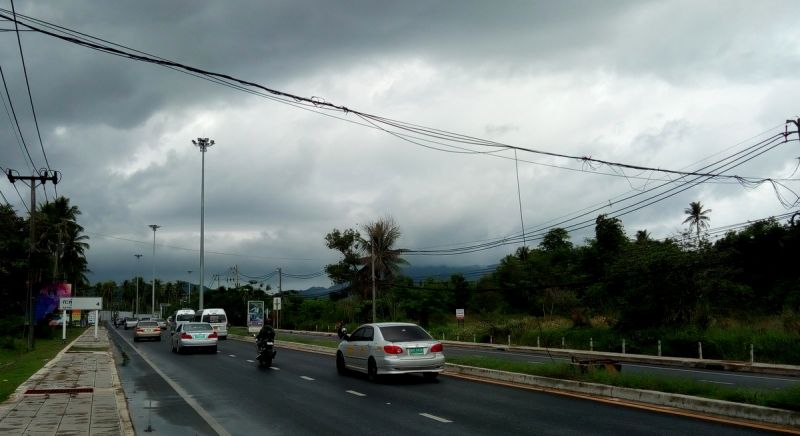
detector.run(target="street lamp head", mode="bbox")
[149,224,161,231]
[193,137,215,152]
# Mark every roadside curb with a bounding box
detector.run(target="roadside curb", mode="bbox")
[235,334,800,429]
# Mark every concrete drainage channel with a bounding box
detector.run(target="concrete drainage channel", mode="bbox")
[230,336,800,429]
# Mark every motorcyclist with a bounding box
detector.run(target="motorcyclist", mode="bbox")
[256,319,275,345]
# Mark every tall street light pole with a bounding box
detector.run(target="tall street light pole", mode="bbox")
[187,270,193,306]
[134,254,143,315]
[149,224,161,316]
[193,137,214,311]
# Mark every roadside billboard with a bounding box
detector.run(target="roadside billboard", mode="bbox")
[34,282,72,323]
[247,300,265,334]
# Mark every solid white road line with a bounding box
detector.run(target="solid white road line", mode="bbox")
[300,376,315,381]
[420,413,452,423]
[699,380,735,385]
[346,390,366,397]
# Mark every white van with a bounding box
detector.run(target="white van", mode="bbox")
[195,308,228,339]
[171,309,196,333]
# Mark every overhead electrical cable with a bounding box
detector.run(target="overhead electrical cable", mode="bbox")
[0,65,36,170]
[0,10,791,187]
[10,1,53,198]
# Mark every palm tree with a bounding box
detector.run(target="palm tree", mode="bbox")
[361,216,408,293]
[635,230,652,244]
[38,197,89,286]
[683,201,712,245]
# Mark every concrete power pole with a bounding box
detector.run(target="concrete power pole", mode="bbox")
[5,168,59,352]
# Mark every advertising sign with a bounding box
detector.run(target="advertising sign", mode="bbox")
[35,282,72,323]
[456,308,465,320]
[247,300,265,334]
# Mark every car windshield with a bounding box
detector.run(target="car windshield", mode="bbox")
[379,325,432,342]
[138,321,158,327]
[176,314,194,321]
[185,324,212,332]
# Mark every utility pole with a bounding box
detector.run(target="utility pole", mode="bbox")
[5,168,59,352]
[186,270,193,306]
[371,241,376,323]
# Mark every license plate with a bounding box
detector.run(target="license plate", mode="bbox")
[196,334,206,339]
[409,347,424,355]
[266,342,274,346]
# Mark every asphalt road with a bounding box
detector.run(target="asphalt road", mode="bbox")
[108,327,779,435]
[281,331,800,390]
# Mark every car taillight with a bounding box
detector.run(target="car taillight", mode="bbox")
[430,343,443,353]
[384,345,404,354]
[208,332,218,339]
[135,328,144,332]
[180,332,192,339]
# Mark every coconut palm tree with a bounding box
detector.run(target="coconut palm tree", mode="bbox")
[683,201,711,245]
[361,216,408,288]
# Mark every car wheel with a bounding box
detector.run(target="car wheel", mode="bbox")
[367,357,379,382]
[209,346,217,354]
[133,337,138,342]
[171,342,176,353]
[157,336,161,342]
[177,343,184,354]
[423,372,439,381]
[336,352,348,375]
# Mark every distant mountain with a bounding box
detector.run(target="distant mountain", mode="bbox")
[296,265,495,296]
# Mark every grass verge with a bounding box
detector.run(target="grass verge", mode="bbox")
[0,328,83,402]
[447,355,800,412]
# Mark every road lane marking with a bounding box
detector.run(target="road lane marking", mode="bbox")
[346,390,366,397]
[300,376,315,381]
[699,380,734,385]
[622,363,800,382]
[228,354,236,358]
[420,413,452,423]
[246,359,254,363]
[111,328,232,436]
[270,367,280,370]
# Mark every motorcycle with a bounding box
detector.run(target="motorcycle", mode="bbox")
[257,338,276,367]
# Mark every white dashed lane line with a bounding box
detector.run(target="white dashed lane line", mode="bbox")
[346,390,366,397]
[300,376,315,381]
[246,359,255,363]
[700,380,734,385]
[228,354,236,358]
[420,413,452,423]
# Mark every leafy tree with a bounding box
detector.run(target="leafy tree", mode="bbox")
[323,228,361,287]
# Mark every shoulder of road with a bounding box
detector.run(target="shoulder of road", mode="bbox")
[256,329,800,430]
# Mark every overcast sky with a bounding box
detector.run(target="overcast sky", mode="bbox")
[1,1,798,292]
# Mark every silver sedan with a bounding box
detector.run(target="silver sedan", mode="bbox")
[336,322,445,381]
[170,322,218,354]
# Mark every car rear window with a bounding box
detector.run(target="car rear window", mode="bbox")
[138,321,158,327]
[379,325,432,342]
[185,324,213,332]
[203,315,226,323]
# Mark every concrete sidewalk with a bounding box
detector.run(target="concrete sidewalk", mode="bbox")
[0,326,134,436]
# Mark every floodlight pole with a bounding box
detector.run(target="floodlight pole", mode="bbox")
[149,225,161,316]
[134,254,143,315]
[193,137,215,311]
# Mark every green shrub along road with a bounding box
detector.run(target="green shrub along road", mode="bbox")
[0,328,83,402]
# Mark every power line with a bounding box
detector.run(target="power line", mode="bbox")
[0,65,36,169]
[1,10,792,187]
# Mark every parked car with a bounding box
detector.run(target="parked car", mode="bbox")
[133,321,162,342]
[170,322,218,354]
[124,317,139,330]
[152,318,168,330]
[336,322,445,381]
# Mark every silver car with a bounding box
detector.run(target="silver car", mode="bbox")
[133,320,162,342]
[336,322,445,381]
[170,322,218,354]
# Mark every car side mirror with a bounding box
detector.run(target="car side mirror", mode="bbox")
[342,334,350,341]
